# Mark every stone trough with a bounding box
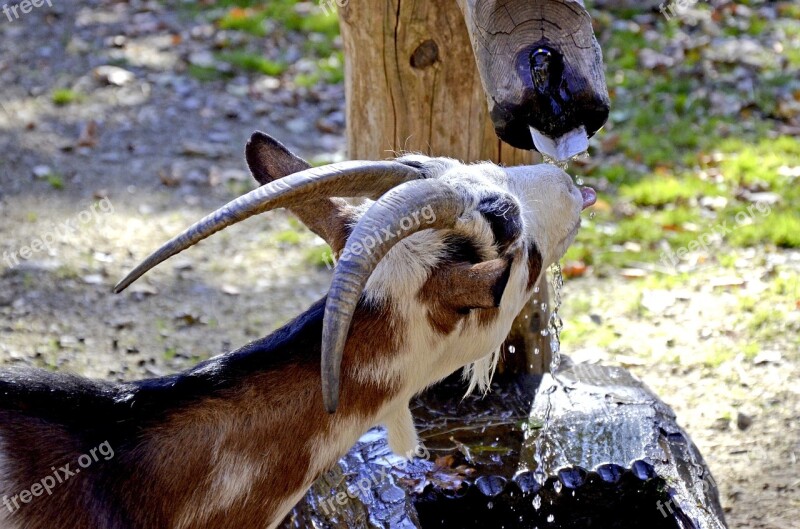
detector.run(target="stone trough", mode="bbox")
[281,358,727,528]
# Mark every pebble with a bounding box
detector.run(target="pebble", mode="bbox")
[736,412,753,431]
[93,65,136,86]
[32,165,52,179]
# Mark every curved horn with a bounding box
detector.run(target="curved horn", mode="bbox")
[321,179,472,413]
[114,161,421,293]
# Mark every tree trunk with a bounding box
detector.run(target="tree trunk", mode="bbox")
[339,0,552,373]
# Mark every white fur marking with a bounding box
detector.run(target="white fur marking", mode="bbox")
[383,405,418,457]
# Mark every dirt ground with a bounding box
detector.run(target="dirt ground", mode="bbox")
[0,1,797,528]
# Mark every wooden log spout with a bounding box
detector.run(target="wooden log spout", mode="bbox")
[457,0,611,150]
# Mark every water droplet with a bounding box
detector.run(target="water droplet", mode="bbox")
[553,481,563,493]
[540,329,549,336]
[533,286,540,293]
[534,347,540,355]
[487,502,493,510]
[540,302,548,312]
[547,514,555,523]
[532,494,542,510]
[508,345,516,354]
[589,211,596,220]
[576,176,584,186]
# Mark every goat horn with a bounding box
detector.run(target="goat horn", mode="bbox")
[114,161,421,293]
[321,179,471,413]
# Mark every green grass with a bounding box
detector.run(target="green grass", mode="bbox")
[727,210,800,248]
[187,64,234,82]
[217,51,287,75]
[293,52,344,87]
[305,246,334,268]
[716,136,800,187]
[180,0,344,85]
[51,89,82,106]
[273,229,304,245]
[620,176,720,208]
[560,314,619,350]
[218,7,268,36]
[46,174,65,190]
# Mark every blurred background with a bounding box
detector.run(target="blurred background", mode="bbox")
[0,0,797,527]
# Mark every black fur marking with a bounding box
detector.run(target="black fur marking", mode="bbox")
[478,195,523,253]
[490,258,514,307]
[526,241,544,290]
[440,233,483,264]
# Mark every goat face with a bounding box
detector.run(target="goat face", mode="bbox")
[356,158,592,400]
[115,133,594,422]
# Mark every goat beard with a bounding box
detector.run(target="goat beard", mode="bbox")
[462,347,502,397]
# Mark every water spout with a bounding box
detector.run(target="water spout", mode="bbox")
[530,125,589,164]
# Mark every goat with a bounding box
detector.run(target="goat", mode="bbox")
[0,132,596,529]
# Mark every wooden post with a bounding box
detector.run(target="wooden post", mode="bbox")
[339,0,553,373]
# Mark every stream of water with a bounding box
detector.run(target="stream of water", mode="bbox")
[525,149,590,495]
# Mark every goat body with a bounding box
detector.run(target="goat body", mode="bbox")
[1,299,396,528]
[0,133,595,529]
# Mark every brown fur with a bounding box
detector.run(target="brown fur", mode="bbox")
[151,303,401,529]
[419,258,512,335]
[0,303,401,529]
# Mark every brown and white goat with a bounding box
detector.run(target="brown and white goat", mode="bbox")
[0,132,595,529]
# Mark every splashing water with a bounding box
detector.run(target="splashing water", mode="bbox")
[527,134,583,505]
[540,153,570,171]
[541,151,590,172]
[526,263,567,495]
[547,263,565,375]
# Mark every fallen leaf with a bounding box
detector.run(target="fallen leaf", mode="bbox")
[77,120,98,148]
[562,261,588,278]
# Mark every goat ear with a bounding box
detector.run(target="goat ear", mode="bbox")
[244,131,356,254]
[422,258,513,313]
[453,258,514,310]
[245,131,310,185]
